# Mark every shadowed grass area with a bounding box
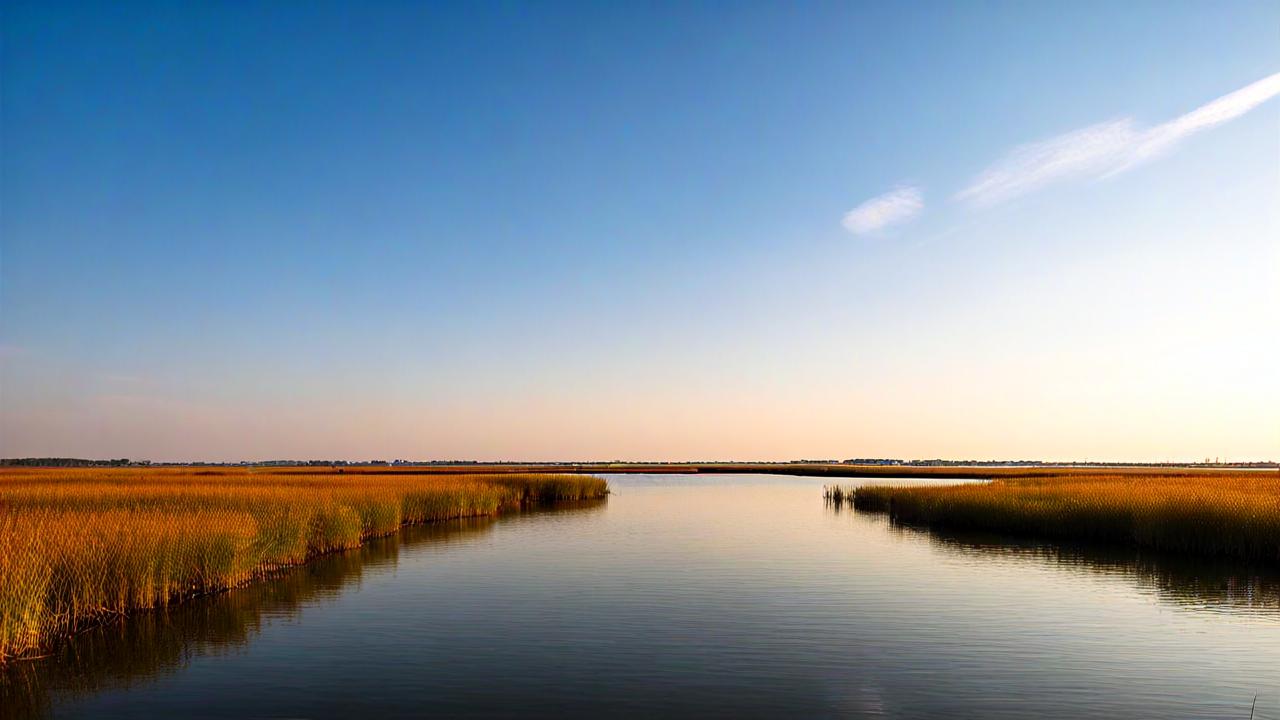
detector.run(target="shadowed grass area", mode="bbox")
[830,472,1280,561]
[0,468,608,662]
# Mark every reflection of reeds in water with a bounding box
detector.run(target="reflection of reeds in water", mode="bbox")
[829,472,1280,560]
[829,485,1280,617]
[0,469,608,663]
[0,505,602,719]
[910,525,1280,616]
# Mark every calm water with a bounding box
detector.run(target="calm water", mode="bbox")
[5,474,1279,719]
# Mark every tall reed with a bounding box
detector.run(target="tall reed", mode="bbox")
[840,472,1280,560]
[0,469,608,662]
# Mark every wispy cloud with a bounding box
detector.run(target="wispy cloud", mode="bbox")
[1112,72,1280,175]
[957,71,1280,207]
[842,186,924,235]
[955,120,1137,206]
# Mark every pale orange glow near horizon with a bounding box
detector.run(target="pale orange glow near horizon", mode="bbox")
[3,14,1277,463]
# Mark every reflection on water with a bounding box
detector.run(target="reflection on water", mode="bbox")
[828,501,1280,618]
[869,515,1280,618]
[4,478,1278,719]
[935,533,1280,617]
[1,503,605,719]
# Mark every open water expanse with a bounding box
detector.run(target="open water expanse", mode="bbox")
[4,474,1278,719]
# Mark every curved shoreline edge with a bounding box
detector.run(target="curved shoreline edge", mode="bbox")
[0,470,609,663]
[827,471,1280,562]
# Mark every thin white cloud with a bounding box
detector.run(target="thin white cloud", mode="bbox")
[955,119,1138,206]
[842,186,923,235]
[957,71,1280,206]
[1114,72,1280,175]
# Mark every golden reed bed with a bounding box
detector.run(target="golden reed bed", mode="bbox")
[0,468,608,662]
[834,471,1280,560]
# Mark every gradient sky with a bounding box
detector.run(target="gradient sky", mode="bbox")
[2,1,1278,462]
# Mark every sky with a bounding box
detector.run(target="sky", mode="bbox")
[2,1,1278,463]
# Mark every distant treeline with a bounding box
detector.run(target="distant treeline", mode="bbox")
[0,458,138,467]
[3,457,1276,469]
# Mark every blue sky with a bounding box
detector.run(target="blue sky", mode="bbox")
[2,1,1277,461]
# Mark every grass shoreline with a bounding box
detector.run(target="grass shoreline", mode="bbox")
[0,469,608,663]
[829,472,1280,561]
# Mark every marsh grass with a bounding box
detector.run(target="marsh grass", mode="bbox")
[834,473,1280,561]
[1,517,521,718]
[0,468,607,662]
